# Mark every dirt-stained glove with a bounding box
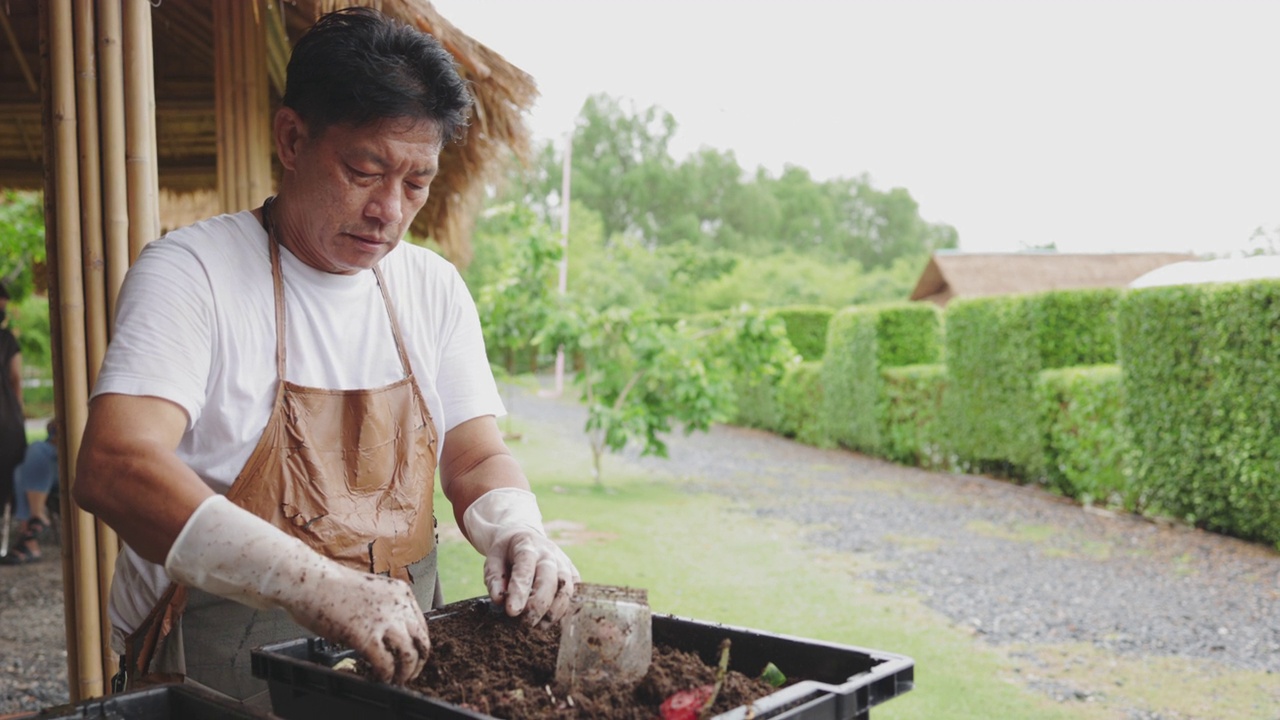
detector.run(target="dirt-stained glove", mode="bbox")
[463,488,579,625]
[165,495,430,684]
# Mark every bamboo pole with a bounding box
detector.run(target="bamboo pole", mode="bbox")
[247,0,270,205]
[38,0,82,699]
[124,0,159,262]
[73,0,121,683]
[49,0,104,702]
[98,0,129,322]
[231,0,250,210]
[213,0,231,211]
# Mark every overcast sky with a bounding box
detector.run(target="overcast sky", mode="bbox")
[432,0,1279,257]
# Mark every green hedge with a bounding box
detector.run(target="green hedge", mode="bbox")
[818,307,880,452]
[776,361,825,443]
[942,295,1043,478]
[1120,281,1280,547]
[1038,365,1131,506]
[876,302,943,368]
[880,364,947,468]
[769,306,834,360]
[1033,288,1120,369]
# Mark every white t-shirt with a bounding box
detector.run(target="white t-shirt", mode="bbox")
[94,210,504,646]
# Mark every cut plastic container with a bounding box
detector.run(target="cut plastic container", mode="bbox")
[251,597,914,720]
[28,682,273,719]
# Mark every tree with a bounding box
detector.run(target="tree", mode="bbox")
[472,205,564,436]
[547,304,733,483]
[0,191,46,301]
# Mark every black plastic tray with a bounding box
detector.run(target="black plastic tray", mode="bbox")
[30,682,273,719]
[251,597,914,720]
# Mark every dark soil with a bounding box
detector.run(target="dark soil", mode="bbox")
[368,601,778,719]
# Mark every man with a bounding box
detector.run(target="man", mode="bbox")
[74,8,577,703]
[1,420,56,564]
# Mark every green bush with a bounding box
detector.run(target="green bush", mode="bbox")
[817,307,879,452]
[942,295,1044,478]
[776,361,825,443]
[768,306,834,360]
[1120,281,1280,547]
[876,302,943,368]
[1038,365,1131,506]
[880,364,947,468]
[1033,288,1120,369]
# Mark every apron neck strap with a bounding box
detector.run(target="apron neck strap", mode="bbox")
[260,196,415,381]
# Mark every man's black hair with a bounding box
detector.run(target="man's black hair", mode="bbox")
[283,7,472,143]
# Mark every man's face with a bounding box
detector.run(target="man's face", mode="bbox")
[281,115,442,274]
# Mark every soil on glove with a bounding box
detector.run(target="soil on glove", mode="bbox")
[359,602,780,719]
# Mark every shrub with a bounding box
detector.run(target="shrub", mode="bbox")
[942,295,1044,478]
[1033,288,1120,369]
[768,306,834,360]
[1038,365,1132,506]
[880,364,947,468]
[818,307,879,452]
[1120,281,1280,547]
[776,361,825,443]
[876,302,943,368]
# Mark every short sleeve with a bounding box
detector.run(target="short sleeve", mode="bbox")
[433,267,504,432]
[92,241,215,427]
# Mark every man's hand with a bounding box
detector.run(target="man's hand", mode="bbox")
[464,488,579,625]
[166,495,430,684]
[279,562,430,684]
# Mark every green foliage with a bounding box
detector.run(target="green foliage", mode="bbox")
[1032,288,1120,369]
[775,361,825,443]
[880,364,948,468]
[473,205,563,374]
[875,302,943,368]
[1119,281,1280,546]
[818,307,880,452]
[11,293,51,369]
[551,305,734,482]
[767,305,833,360]
[817,303,943,454]
[700,308,800,431]
[1038,366,1132,507]
[942,296,1044,478]
[0,190,46,301]
[688,251,864,312]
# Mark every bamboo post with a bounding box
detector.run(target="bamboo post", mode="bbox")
[48,0,105,702]
[73,0,121,683]
[124,0,159,262]
[98,0,129,321]
[213,0,232,211]
[38,0,82,700]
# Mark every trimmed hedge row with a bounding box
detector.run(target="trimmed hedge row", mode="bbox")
[941,296,1044,477]
[880,364,947,468]
[1038,365,1130,505]
[776,361,825,444]
[1035,288,1121,369]
[1120,280,1280,546]
[818,308,880,451]
[769,306,834,360]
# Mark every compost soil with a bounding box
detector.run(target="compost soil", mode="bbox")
[359,601,778,719]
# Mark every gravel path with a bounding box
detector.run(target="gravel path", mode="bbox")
[4,382,1279,717]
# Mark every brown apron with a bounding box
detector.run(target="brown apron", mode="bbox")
[117,198,441,702]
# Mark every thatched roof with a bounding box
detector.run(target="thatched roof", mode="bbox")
[0,0,535,264]
[910,250,1199,306]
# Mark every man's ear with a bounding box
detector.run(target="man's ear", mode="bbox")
[274,107,308,171]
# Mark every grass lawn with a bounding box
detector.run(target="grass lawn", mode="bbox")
[435,413,1114,720]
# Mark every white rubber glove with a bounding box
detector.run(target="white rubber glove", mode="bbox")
[463,488,579,625]
[165,495,430,685]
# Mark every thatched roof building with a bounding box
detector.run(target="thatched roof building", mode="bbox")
[910,250,1198,306]
[0,0,535,263]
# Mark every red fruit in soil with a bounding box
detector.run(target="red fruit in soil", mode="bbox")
[660,684,715,720]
